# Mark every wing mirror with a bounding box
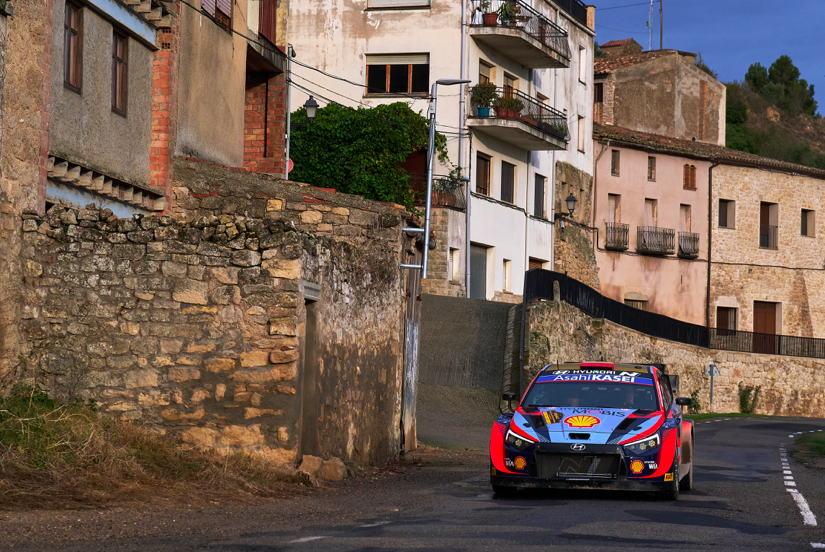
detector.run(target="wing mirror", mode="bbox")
[502,392,517,412]
[675,397,691,406]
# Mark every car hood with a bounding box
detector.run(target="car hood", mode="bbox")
[507,407,663,445]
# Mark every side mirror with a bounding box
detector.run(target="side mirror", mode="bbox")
[502,392,517,412]
[675,397,691,407]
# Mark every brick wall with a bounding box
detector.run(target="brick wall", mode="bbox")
[150,2,180,206]
[243,73,286,177]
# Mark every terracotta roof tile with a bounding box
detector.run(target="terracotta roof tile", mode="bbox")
[594,50,679,74]
[600,38,633,48]
[593,124,825,179]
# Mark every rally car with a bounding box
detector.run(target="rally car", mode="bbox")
[490,362,694,500]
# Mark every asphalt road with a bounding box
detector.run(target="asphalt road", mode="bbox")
[4,416,825,551]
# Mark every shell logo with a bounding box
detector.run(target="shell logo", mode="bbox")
[564,415,600,428]
[630,460,644,474]
[514,456,527,470]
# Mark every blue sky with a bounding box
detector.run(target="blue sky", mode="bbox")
[592,0,825,114]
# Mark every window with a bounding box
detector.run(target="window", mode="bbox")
[503,73,517,97]
[366,54,429,95]
[202,0,232,31]
[594,82,604,103]
[759,202,778,249]
[644,198,657,227]
[503,259,512,292]
[683,164,697,190]
[680,205,691,233]
[716,306,737,335]
[112,32,128,115]
[611,150,620,176]
[647,156,656,181]
[64,2,82,92]
[529,258,545,270]
[658,375,673,410]
[534,174,546,218]
[577,117,586,152]
[479,61,492,84]
[719,199,735,228]
[476,153,491,196]
[450,248,460,282]
[625,299,648,311]
[501,161,515,204]
[536,91,548,106]
[607,194,620,223]
[802,209,815,237]
[578,46,586,82]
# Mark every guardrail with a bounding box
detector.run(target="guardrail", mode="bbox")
[605,222,629,251]
[637,226,675,255]
[470,87,569,142]
[678,231,699,259]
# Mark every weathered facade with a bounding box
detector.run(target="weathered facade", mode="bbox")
[288,0,596,302]
[16,159,414,466]
[552,161,599,290]
[594,49,726,146]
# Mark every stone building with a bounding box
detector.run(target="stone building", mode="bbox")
[597,37,642,58]
[594,48,726,146]
[590,124,825,344]
[288,0,597,302]
[17,159,419,466]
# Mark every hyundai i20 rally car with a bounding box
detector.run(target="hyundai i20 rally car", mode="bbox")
[490,362,694,500]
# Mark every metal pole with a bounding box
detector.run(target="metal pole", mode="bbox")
[709,373,714,411]
[659,0,663,50]
[422,84,437,278]
[284,46,293,180]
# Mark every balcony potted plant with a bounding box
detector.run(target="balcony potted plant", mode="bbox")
[470,82,498,117]
[550,121,568,139]
[520,110,538,127]
[479,0,498,25]
[493,96,523,119]
[496,1,517,26]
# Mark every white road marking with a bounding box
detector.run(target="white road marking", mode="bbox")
[790,435,796,438]
[819,430,823,432]
[785,470,793,475]
[786,481,797,486]
[785,475,795,479]
[811,543,825,548]
[287,537,327,544]
[781,444,817,526]
[359,521,391,528]
[797,432,805,435]
[810,430,816,433]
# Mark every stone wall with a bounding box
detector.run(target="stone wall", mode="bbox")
[420,207,466,298]
[553,161,599,290]
[527,299,825,417]
[17,159,411,467]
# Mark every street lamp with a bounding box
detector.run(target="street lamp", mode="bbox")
[304,96,319,122]
[565,193,578,216]
[401,78,471,278]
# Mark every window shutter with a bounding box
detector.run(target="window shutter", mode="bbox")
[368,0,430,7]
[216,0,231,16]
[683,165,689,188]
[479,62,491,80]
[202,0,216,16]
[366,54,429,65]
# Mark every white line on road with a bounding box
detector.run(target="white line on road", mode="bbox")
[812,543,825,549]
[785,470,793,475]
[359,521,392,528]
[790,435,796,438]
[781,444,817,526]
[287,537,327,544]
[786,481,797,486]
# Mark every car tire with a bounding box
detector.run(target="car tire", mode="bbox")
[492,484,517,497]
[679,462,693,492]
[660,461,679,501]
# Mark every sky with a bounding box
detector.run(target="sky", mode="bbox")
[592,0,825,114]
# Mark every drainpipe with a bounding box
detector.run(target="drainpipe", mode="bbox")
[549,8,560,271]
[460,0,469,297]
[706,160,719,331]
[524,149,531,276]
[591,140,608,251]
[284,45,293,179]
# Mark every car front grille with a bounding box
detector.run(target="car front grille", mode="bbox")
[532,453,621,480]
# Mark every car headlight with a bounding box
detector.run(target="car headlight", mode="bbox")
[623,433,661,455]
[506,429,538,451]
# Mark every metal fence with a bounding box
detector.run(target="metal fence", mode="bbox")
[678,231,699,259]
[637,226,675,255]
[471,87,569,142]
[605,222,629,250]
[470,0,571,61]
[523,269,825,360]
[408,174,466,210]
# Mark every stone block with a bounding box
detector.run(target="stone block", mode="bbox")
[241,350,270,367]
[267,199,284,211]
[186,342,216,354]
[220,424,264,446]
[123,369,159,388]
[229,361,297,383]
[172,279,209,305]
[262,259,301,280]
[270,346,300,364]
[162,408,206,421]
[169,367,201,382]
[207,358,237,372]
[162,261,189,278]
[324,457,347,481]
[182,427,218,448]
[298,455,324,478]
[211,285,241,305]
[301,210,323,224]
[24,260,43,277]
[231,250,262,267]
[269,318,298,336]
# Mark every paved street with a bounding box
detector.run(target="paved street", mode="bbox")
[3,416,825,551]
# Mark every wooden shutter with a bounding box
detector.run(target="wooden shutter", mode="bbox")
[202,0,216,16]
[366,54,428,65]
[259,0,277,44]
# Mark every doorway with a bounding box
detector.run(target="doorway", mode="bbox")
[753,301,778,354]
[470,245,487,300]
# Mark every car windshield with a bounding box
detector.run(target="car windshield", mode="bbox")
[522,382,659,410]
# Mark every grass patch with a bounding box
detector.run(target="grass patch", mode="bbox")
[0,385,303,510]
[789,433,825,463]
[685,412,775,421]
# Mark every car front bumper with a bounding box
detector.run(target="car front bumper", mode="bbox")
[491,473,673,492]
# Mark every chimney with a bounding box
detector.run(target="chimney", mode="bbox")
[586,5,595,31]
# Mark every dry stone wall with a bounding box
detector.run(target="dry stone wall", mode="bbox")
[17,159,410,467]
[527,300,825,417]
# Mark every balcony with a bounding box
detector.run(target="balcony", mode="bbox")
[605,222,629,251]
[468,88,569,151]
[469,0,570,69]
[636,226,675,255]
[759,224,778,249]
[677,231,699,259]
[408,174,467,210]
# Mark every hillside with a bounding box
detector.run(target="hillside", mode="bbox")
[726,82,825,169]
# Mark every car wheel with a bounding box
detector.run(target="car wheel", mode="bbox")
[679,462,693,492]
[492,484,517,497]
[660,461,679,501]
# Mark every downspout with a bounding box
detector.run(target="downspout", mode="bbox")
[284,45,293,179]
[592,139,608,252]
[549,7,560,270]
[461,0,470,297]
[524,149,531,276]
[706,160,719,331]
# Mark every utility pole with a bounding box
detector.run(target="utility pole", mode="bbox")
[659,0,663,50]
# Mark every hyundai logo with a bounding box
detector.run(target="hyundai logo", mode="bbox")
[570,444,586,451]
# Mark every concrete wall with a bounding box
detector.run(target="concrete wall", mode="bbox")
[175,0,248,167]
[17,159,409,467]
[527,299,825,417]
[49,0,154,184]
[593,144,709,324]
[710,164,825,338]
[600,52,726,146]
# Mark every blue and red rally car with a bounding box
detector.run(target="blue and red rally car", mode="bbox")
[490,362,694,499]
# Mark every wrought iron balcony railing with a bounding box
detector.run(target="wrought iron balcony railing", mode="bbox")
[553,0,588,27]
[605,222,629,251]
[759,224,778,249]
[470,87,569,142]
[677,231,699,259]
[408,174,467,210]
[636,226,675,255]
[470,0,571,61]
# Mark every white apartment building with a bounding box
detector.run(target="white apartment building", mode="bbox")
[289,0,596,301]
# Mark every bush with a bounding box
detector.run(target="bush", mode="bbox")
[738,382,761,414]
[689,389,702,414]
[470,82,498,108]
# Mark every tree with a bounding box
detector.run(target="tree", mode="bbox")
[745,56,818,117]
[694,53,717,79]
[744,62,768,93]
[289,102,450,209]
